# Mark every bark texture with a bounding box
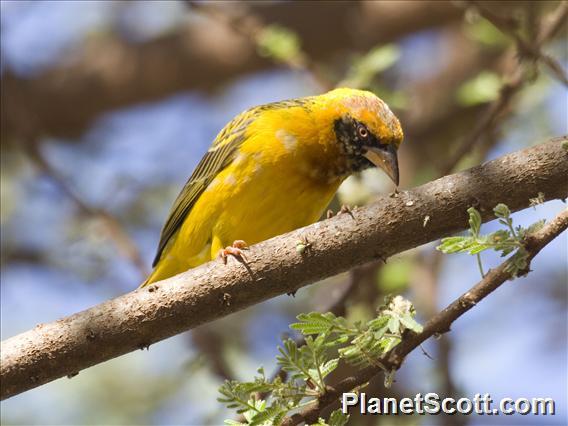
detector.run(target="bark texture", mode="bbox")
[1,137,567,400]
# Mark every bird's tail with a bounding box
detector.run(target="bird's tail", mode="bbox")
[139,275,152,288]
[139,258,182,288]
[140,251,206,288]
[139,267,163,288]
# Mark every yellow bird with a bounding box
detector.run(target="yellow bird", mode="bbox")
[141,88,403,286]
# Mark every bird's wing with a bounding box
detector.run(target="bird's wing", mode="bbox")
[152,111,255,267]
[152,98,313,266]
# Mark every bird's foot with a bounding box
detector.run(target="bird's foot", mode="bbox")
[326,204,354,219]
[218,240,249,264]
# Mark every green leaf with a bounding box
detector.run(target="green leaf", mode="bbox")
[378,259,412,293]
[373,326,389,341]
[342,44,400,88]
[457,71,502,106]
[362,45,400,73]
[524,219,546,236]
[328,409,350,426]
[218,381,265,415]
[256,25,301,63]
[220,296,423,423]
[249,405,285,426]
[290,312,337,335]
[320,358,339,379]
[464,17,510,47]
[488,229,511,243]
[437,236,471,253]
[505,249,530,277]
[467,207,482,236]
[337,345,359,359]
[382,336,400,353]
[493,203,511,219]
[325,335,350,347]
[277,339,309,381]
[467,243,492,255]
[439,205,545,282]
[387,317,400,334]
[399,313,423,333]
[367,315,389,331]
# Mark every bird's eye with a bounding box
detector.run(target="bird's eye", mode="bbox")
[357,125,368,139]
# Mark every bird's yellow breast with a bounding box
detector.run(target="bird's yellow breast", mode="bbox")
[146,106,343,283]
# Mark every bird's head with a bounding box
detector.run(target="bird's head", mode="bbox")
[324,88,403,186]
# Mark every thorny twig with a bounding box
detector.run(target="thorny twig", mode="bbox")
[441,2,568,175]
[469,1,568,86]
[282,209,568,425]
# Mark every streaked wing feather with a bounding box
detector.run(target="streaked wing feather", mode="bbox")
[152,129,246,266]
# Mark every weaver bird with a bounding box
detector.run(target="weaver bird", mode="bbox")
[142,88,403,286]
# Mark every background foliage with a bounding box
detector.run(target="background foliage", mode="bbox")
[1,1,566,425]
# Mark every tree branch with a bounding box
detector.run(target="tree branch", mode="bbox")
[284,207,568,425]
[440,1,568,175]
[1,137,567,400]
[24,143,148,277]
[470,0,568,86]
[1,1,463,141]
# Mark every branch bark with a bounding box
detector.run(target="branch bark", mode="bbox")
[1,137,567,400]
[284,207,568,425]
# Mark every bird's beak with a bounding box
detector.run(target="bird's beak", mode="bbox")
[363,144,399,186]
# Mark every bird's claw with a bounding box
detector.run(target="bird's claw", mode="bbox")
[219,240,249,264]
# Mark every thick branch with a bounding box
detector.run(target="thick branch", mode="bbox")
[285,207,568,425]
[1,137,567,400]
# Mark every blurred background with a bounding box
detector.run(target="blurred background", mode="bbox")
[1,1,566,425]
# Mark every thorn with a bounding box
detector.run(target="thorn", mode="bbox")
[339,204,354,218]
[419,344,434,360]
[220,292,232,307]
